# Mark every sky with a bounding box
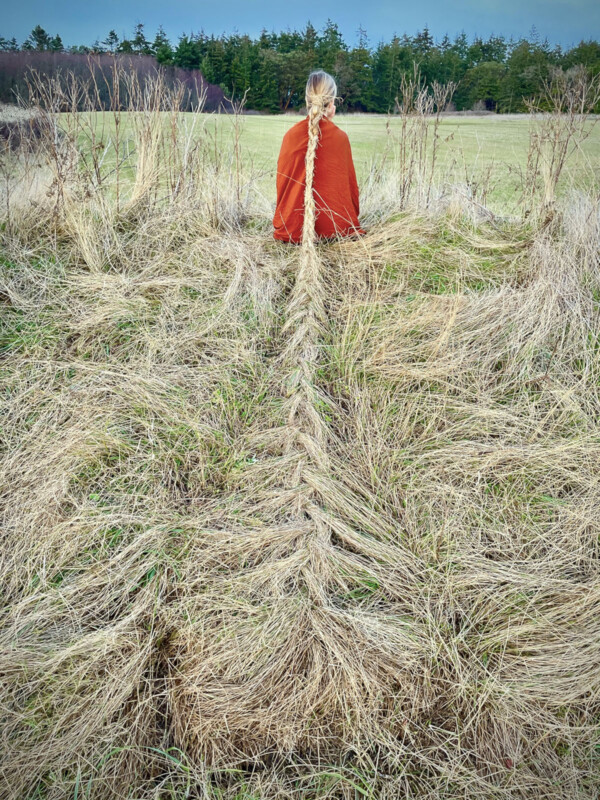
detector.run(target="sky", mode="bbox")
[4,0,599,51]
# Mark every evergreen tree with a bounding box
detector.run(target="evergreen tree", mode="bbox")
[451,30,470,62]
[300,21,318,54]
[258,28,276,50]
[152,25,170,51]
[132,23,152,55]
[277,28,303,54]
[173,34,201,70]
[153,25,173,64]
[117,39,134,54]
[459,61,506,110]
[256,49,280,111]
[439,34,452,53]
[427,43,464,87]
[1,18,598,114]
[49,34,64,52]
[102,30,120,53]
[226,33,257,98]
[414,24,434,55]
[0,36,19,51]
[206,36,226,85]
[481,34,508,63]
[549,42,563,64]
[344,26,374,110]
[468,36,486,67]
[299,21,319,73]
[501,39,550,111]
[155,41,174,65]
[277,50,307,109]
[527,25,540,46]
[372,35,411,112]
[561,39,600,73]
[317,18,347,72]
[24,25,52,51]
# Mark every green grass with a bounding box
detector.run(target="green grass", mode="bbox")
[57,110,600,214]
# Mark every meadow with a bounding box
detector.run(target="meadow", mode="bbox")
[1,64,600,800]
[203,111,600,207]
[49,106,600,214]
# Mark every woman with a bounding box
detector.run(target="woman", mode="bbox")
[273,70,366,244]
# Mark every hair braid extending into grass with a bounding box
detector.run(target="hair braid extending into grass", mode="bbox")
[280,71,338,359]
[276,71,338,513]
[279,72,337,414]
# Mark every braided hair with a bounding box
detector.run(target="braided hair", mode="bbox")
[302,70,337,246]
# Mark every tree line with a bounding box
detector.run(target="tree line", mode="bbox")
[2,21,600,113]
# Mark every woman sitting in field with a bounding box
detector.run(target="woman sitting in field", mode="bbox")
[273,70,366,244]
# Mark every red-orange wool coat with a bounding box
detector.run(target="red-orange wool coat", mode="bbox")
[273,115,366,243]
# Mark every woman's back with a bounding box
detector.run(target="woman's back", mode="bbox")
[273,115,365,243]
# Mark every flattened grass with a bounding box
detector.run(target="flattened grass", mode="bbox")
[1,102,600,799]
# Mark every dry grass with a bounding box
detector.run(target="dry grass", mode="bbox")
[0,63,600,800]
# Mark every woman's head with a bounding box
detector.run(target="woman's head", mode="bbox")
[305,70,337,121]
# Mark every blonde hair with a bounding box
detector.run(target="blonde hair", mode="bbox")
[278,70,336,494]
[278,69,335,406]
[302,70,337,246]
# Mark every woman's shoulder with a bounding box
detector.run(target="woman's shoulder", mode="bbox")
[288,116,309,132]
[322,118,349,140]
[281,116,308,143]
[281,116,349,145]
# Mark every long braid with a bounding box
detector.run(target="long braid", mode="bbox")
[277,71,337,505]
[301,98,325,247]
[280,72,336,348]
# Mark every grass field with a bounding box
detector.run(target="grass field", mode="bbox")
[212,111,600,202]
[54,109,600,213]
[1,76,600,800]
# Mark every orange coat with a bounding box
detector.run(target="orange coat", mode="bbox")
[273,115,366,243]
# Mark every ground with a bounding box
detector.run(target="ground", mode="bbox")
[0,103,599,799]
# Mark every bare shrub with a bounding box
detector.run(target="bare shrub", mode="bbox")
[392,63,458,209]
[520,64,600,220]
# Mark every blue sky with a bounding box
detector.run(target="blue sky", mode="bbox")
[4,0,599,51]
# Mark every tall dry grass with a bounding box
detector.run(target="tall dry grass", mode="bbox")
[0,61,599,799]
